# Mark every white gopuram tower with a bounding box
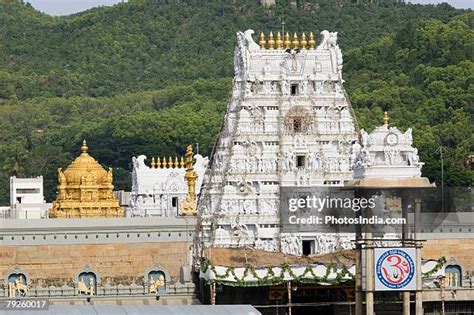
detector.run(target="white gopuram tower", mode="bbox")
[197,30,359,255]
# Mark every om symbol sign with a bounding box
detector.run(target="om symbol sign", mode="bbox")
[376,249,415,290]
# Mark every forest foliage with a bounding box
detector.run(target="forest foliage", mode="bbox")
[0,0,472,202]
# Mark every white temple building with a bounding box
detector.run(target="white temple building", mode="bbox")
[128,153,208,217]
[196,30,425,257]
[352,112,425,181]
[8,176,51,219]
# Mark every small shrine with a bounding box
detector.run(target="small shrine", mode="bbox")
[49,140,124,218]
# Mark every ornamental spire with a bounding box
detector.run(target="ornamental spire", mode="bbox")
[308,32,316,49]
[300,32,307,49]
[268,31,275,49]
[181,145,198,215]
[383,111,389,125]
[259,32,266,49]
[81,140,88,154]
[276,32,283,49]
[284,32,291,49]
[292,32,299,49]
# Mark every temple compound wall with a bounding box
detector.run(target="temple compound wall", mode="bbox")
[0,217,196,298]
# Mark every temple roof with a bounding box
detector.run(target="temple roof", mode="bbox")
[62,140,109,184]
[204,247,356,268]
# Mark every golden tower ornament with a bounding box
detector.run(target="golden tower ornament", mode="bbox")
[276,32,283,49]
[292,32,299,49]
[300,32,307,49]
[259,32,266,49]
[384,111,389,125]
[268,32,275,49]
[308,32,316,49]
[180,145,198,215]
[284,32,291,49]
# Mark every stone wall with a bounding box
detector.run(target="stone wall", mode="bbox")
[0,217,196,297]
[0,242,191,282]
[423,238,474,271]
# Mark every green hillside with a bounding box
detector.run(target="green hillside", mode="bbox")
[0,0,472,203]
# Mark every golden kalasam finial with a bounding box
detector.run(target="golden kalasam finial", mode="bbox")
[308,32,316,50]
[259,32,266,49]
[168,156,172,168]
[383,111,389,125]
[292,32,299,49]
[161,157,167,168]
[300,32,307,49]
[181,145,198,215]
[180,156,185,168]
[268,32,275,49]
[151,157,156,169]
[156,157,161,168]
[81,140,88,154]
[284,32,291,49]
[276,32,283,49]
[174,157,179,168]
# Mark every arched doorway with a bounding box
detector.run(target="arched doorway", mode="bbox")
[445,265,462,287]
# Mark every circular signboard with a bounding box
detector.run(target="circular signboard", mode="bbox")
[375,249,415,290]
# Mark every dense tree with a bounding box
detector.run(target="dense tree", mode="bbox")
[0,0,471,203]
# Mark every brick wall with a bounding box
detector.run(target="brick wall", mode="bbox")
[423,239,474,270]
[0,241,191,282]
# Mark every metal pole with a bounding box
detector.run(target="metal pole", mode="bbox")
[355,224,363,315]
[210,282,216,305]
[441,278,445,315]
[287,281,292,315]
[365,206,374,315]
[402,194,410,315]
[415,198,423,314]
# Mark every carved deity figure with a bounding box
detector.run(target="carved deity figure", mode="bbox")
[149,274,165,294]
[360,129,371,147]
[280,79,290,96]
[7,276,28,298]
[351,141,362,167]
[78,277,93,296]
[283,151,295,171]
[407,148,420,166]
[300,80,308,95]
[308,152,321,170]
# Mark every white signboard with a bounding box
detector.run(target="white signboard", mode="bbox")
[374,248,416,291]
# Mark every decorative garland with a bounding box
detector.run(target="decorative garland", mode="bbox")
[200,256,447,287]
[422,257,447,277]
[200,258,354,287]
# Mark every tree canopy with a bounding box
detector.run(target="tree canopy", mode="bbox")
[0,0,472,203]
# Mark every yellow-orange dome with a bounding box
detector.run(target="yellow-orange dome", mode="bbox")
[50,140,123,218]
[62,140,109,185]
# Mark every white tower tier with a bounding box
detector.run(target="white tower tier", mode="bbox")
[197,30,360,255]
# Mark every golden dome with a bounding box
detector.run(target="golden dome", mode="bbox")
[50,140,123,218]
[63,140,109,185]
